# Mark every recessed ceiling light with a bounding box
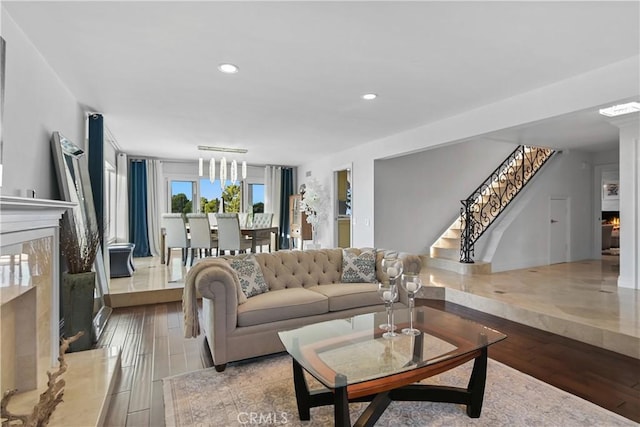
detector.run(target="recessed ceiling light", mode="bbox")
[362,93,377,101]
[599,102,640,117]
[218,63,239,74]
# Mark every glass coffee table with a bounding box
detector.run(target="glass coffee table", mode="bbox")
[278,307,506,427]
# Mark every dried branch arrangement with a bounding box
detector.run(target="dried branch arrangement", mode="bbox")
[1,331,84,427]
[60,216,100,274]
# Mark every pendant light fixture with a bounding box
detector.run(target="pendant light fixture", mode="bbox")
[209,157,216,183]
[197,145,248,189]
[220,157,227,190]
[231,160,238,184]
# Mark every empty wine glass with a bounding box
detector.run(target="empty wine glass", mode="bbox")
[401,273,422,336]
[378,281,399,338]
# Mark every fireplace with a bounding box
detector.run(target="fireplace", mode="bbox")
[602,211,620,225]
[0,197,72,396]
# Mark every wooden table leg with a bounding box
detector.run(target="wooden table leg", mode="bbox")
[334,385,351,427]
[292,359,311,421]
[466,346,488,418]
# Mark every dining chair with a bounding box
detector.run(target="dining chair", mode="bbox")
[207,212,218,228]
[238,212,251,228]
[162,213,189,265]
[215,213,253,255]
[186,213,218,265]
[252,212,274,252]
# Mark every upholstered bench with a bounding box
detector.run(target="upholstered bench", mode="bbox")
[108,243,135,278]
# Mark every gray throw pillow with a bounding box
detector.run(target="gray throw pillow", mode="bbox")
[229,255,269,298]
[341,250,377,283]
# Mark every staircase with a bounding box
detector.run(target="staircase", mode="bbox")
[428,145,556,274]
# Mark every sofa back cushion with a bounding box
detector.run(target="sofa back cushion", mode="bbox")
[254,249,343,290]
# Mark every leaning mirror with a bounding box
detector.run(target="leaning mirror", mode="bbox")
[51,131,111,345]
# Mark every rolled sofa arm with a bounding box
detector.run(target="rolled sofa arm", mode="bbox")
[183,258,242,339]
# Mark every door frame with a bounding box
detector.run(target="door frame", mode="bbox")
[333,163,353,248]
[549,196,570,264]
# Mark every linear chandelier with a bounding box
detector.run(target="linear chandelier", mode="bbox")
[197,145,248,154]
[198,145,248,189]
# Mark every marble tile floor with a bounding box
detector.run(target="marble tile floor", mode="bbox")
[107,251,639,358]
[418,255,639,358]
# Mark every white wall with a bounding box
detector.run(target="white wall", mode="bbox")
[486,150,594,272]
[299,56,638,253]
[1,10,85,199]
[374,140,516,253]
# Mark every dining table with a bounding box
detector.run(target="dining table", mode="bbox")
[160,225,279,264]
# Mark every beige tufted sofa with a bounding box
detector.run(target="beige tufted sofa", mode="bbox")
[188,248,422,372]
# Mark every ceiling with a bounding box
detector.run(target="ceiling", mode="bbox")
[4,1,639,165]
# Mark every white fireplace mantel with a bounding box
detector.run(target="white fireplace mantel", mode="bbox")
[0,196,75,233]
[0,196,74,393]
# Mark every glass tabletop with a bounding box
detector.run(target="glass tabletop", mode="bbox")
[278,306,506,389]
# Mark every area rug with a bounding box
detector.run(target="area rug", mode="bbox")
[163,353,634,427]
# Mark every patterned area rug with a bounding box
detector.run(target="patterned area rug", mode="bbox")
[163,353,634,427]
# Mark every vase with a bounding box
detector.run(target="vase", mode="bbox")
[61,271,96,352]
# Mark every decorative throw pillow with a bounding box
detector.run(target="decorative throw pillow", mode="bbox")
[341,249,377,283]
[229,255,269,298]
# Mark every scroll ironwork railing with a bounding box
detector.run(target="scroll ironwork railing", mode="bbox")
[460,145,556,263]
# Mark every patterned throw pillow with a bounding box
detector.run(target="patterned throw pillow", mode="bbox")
[229,255,269,298]
[341,250,377,283]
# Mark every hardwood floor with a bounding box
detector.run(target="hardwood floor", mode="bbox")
[99,300,640,426]
[99,302,208,427]
[419,299,640,424]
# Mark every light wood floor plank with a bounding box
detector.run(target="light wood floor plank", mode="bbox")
[152,336,170,381]
[112,365,134,394]
[102,391,130,427]
[128,353,153,413]
[154,304,169,338]
[125,409,150,427]
[149,380,166,427]
[168,353,188,376]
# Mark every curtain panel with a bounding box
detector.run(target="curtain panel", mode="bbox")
[129,160,151,257]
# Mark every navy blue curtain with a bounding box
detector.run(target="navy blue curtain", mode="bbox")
[87,114,104,248]
[279,168,294,249]
[129,160,151,257]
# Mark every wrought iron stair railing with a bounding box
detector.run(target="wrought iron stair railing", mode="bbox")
[460,145,556,263]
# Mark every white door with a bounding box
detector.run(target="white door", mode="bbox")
[549,198,569,264]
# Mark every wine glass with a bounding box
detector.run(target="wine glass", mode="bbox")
[381,256,404,286]
[400,273,422,336]
[377,282,399,338]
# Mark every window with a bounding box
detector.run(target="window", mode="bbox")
[104,161,117,243]
[202,179,241,213]
[248,183,265,213]
[170,180,196,214]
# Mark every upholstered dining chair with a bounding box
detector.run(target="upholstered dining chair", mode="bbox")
[252,212,274,252]
[162,213,189,265]
[186,213,218,265]
[238,212,251,228]
[207,213,218,228]
[215,213,253,255]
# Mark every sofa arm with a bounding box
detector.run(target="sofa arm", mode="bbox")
[194,261,242,335]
